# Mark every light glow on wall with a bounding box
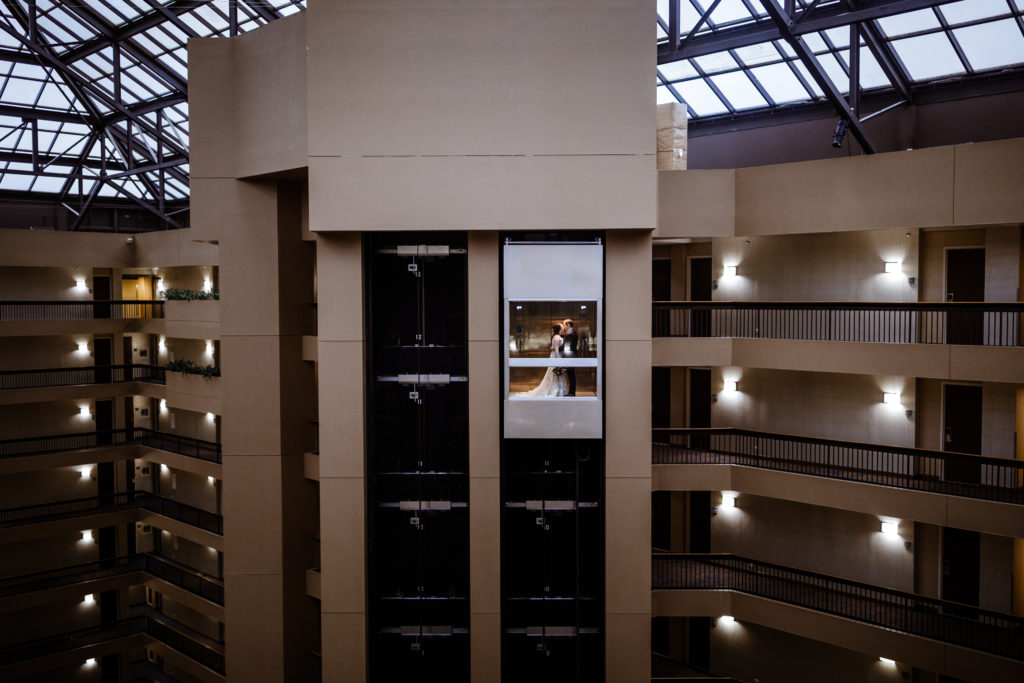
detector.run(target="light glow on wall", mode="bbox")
[82,593,95,604]
[206,412,215,422]
[208,476,216,484]
[202,277,213,293]
[722,265,737,278]
[205,340,214,356]
[80,467,90,480]
[160,399,167,411]
[84,658,97,667]
[719,491,737,510]
[74,278,87,291]
[76,341,89,353]
[879,657,896,666]
[723,380,737,393]
[158,336,166,351]
[884,261,901,274]
[79,404,91,417]
[881,520,899,536]
[883,392,900,406]
[81,530,93,543]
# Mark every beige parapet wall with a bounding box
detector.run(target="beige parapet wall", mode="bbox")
[657,137,1024,238]
[0,228,218,269]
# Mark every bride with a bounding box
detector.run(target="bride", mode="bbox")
[515,325,569,397]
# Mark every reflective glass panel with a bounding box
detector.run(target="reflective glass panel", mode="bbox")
[953,20,1024,71]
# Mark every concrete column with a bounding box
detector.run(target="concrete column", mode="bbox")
[314,231,367,680]
[217,177,318,681]
[604,229,652,682]
[468,232,501,681]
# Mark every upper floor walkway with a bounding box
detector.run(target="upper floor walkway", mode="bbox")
[653,428,1024,538]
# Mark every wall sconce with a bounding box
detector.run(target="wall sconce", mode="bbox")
[722,265,737,278]
[879,657,895,666]
[80,468,90,480]
[156,278,166,294]
[82,593,95,604]
[74,278,87,291]
[716,615,735,626]
[205,340,214,355]
[76,341,89,353]
[84,658,97,667]
[160,464,169,473]
[881,521,899,536]
[159,399,167,411]
[79,405,91,417]
[883,392,900,405]
[206,412,215,421]
[720,492,737,509]
[158,336,166,351]
[884,261,901,274]
[202,277,213,293]
[723,380,737,393]
[208,476,216,484]
[81,530,94,543]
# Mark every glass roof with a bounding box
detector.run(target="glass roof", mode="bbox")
[657,0,1024,119]
[0,0,305,216]
[0,0,1022,219]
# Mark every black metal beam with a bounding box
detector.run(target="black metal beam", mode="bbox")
[241,0,282,23]
[59,1,208,63]
[659,0,949,62]
[761,0,875,152]
[861,20,913,101]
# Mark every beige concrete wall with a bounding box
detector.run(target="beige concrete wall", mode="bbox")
[0,400,105,440]
[656,170,735,239]
[134,231,219,268]
[0,335,97,370]
[914,379,1017,459]
[305,0,655,232]
[313,231,367,681]
[0,466,98,509]
[155,463,219,514]
[711,493,914,592]
[712,229,919,302]
[953,137,1024,226]
[0,229,132,268]
[0,531,99,578]
[467,232,501,681]
[157,530,221,578]
[710,367,915,447]
[188,14,308,181]
[604,230,652,682]
[0,266,98,301]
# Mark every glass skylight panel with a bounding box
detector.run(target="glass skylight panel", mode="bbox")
[694,51,740,74]
[734,43,781,67]
[776,40,797,58]
[815,52,850,93]
[851,48,890,90]
[822,27,851,49]
[2,78,43,106]
[674,78,729,115]
[891,33,968,80]
[802,33,831,53]
[792,61,825,97]
[707,0,754,26]
[877,9,942,37]
[953,20,1024,71]
[938,0,1009,24]
[0,174,34,191]
[30,175,67,193]
[660,59,699,81]
[750,63,813,103]
[710,71,768,108]
[194,4,231,32]
[658,23,667,40]
[657,85,678,104]
[36,82,73,109]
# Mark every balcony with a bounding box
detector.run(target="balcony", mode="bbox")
[652,301,1024,382]
[653,429,1024,538]
[0,553,223,607]
[0,300,166,336]
[0,364,166,406]
[653,554,1024,682]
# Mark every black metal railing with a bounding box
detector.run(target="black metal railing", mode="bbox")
[0,300,165,321]
[0,614,224,673]
[652,301,1024,346]
[653,428,1024,505]
[0,554,223,605]
[653,554,1024,661]
[0,427,220,463]
[0,492,222,535]
[0,364,166,390]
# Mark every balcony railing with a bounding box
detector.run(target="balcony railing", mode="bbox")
[0,427,220,463]
[0,553,224,605]
[0,492,223,535]
[0,300,165,321]
[653,429,1024,505]
[653,554,1024,661]
[0,614,224,673]
[0,364,166,390]
[652,301,1024,346]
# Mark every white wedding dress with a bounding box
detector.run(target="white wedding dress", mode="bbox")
[515,334,569,398]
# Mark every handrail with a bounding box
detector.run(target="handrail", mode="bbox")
[653,428,1024,504]
[0,553,223,605]
[652,301,1024,346]
[0,427,220,463]
[653,553,1024,661]
[0,364,166,390]
[0,300,165,321]
[0,613,224,673]
[0,492,223,535]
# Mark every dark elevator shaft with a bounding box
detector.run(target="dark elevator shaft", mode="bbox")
[365,233,469,682]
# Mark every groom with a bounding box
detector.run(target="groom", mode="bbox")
[561,319,578,396]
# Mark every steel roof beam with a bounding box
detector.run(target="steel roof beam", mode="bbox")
[59,1,208,64]
[659,0,948,62]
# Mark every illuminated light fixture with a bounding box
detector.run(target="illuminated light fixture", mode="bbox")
[202,277,213,293]
[881,521,899,536]
[723,380,737,393]
[156,278,165,292]
[79,405,91,417]
[884,261,901,274]
[719,615,735,624]
[879,657,895,666]
[205,340,214,355]
[580,305,587,310]
[883,392,900,405]
[158,336,166,350]
[77,341,89,353]
[720,492,736,509]
[208,476,216,484]
[159,399,167,411]
[74,278,87,290]
[161,464,169,473]
[81,530,93,543]
[84,658,97,667]
[80,468,90,480]
[515,305,523,311]
[722,265,737,278]
[83,593,95,604]
[206,412,215,421]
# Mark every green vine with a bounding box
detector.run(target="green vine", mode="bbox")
[163,288,219,301]
[164,359,220,378]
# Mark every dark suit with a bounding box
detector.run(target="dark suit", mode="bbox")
[562,327,578,396]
